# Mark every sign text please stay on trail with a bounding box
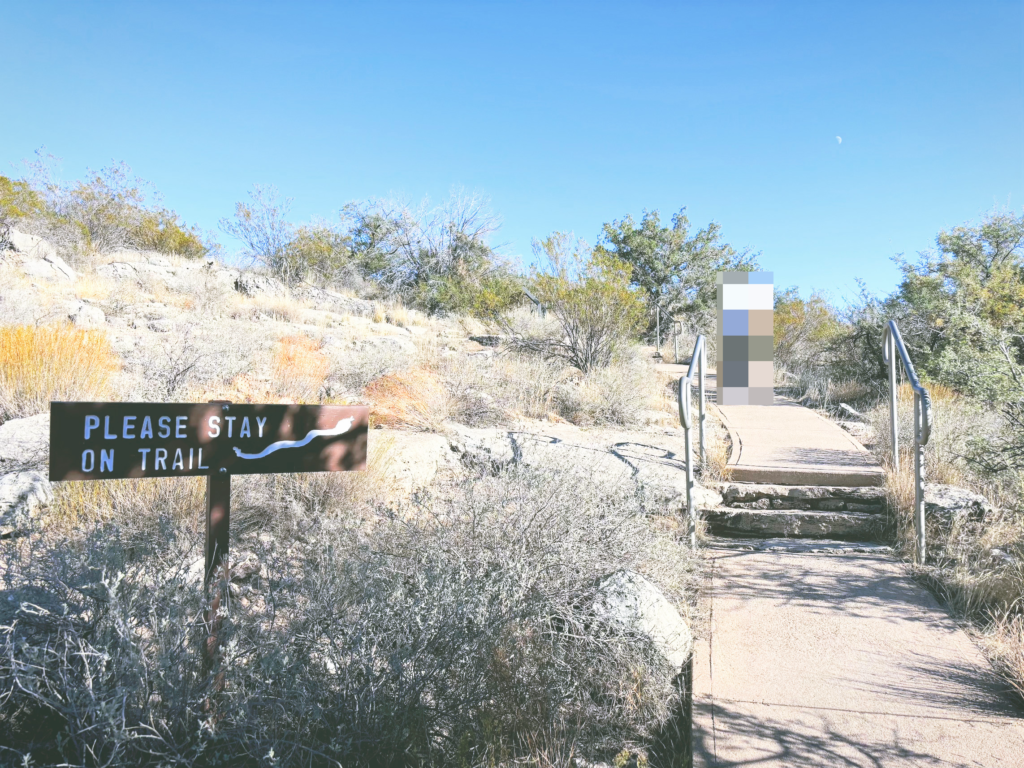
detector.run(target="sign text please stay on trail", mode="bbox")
[49,403,369,481]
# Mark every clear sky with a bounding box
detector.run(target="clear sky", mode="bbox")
[3,1,1022,302]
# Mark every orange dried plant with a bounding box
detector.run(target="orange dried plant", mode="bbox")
[273,335,329,403]
[364,368,451,431]
[0,323,120,418]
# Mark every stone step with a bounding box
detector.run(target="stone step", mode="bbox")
[727,465,885,487]
[703,507,888,540]
[706,537,893,555]
[717,482,888,512]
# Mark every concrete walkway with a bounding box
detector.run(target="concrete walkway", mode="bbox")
[655,363,884,487]
[715,394,884,487]
[652,362,1024,763]
[693,543,1024,767]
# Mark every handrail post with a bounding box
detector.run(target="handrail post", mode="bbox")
[683,397,695,548]
[678,334,707,549]
[888,331,899,473]
[914,393,926,563]
[698,349,706,466]
[883,321,932,565]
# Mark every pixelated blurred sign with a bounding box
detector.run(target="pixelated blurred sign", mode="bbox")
[48,402,368,481]
[716,271,774,406]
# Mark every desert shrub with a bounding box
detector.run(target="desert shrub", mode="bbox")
[429,353,514,427]
[0,175,45,250]
[0,323,120,421]
[500,234,647,372]
[274,335,329,402]
[552,353,662,427]
[133,207,211,258]
[11,157,215,262]
[347,193,520,316]
[0,465,698,767]
[434,349,568,422]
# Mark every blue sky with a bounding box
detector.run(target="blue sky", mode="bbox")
[3,1,1022,303]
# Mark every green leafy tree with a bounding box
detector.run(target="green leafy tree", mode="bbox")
[884,210,1024,399]
[594,208,758,335]
[773,289,845,374]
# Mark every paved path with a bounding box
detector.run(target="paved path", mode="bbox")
[693,543,1024,767]
[716,396,884,487]
[655,363,883,487]
[653,363,1024,763]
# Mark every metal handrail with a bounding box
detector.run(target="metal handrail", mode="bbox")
[883,320,933,564]
[678,334,708,548]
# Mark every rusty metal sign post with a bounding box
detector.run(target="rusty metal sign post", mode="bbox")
[49,400,369,704]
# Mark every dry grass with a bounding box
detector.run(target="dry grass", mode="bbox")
[230,293,311,324]
[1,464,700,766]
[550,350,663,427]
[273,335,329,402]
[0,323,120,420]
[49,475,206,535]
[869,384,1024,699]
[72,272,117,303]
[984,614,1024,698]
[701,409,732,483]
[365,367,452,431]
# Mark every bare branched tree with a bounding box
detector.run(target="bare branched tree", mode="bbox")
[219,184,295,279]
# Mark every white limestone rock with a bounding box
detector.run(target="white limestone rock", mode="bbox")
[593,570,693,672]
[0,413,49,473]
[924,484,996,521]
[0,471,52,536]
[235,272,288,298]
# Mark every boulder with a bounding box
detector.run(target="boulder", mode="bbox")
[0,413,49,473]
[468,334,503,347]
[295,286,374,318]
[0,471,52,536]
[20,254,77,282]
[66,301,106,328]
[8,229,58,261]
[7,231,76,282]
[97,261,170,282]
[235,272,288,298]
[924,484,996,521]
[689,482,724,510]
[384,430,458,495]
[592,570,692,672]
[359,335,417,356]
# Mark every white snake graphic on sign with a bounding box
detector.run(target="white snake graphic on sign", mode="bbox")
[233,417,355,460]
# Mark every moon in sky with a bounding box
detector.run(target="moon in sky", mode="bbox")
[836,136,842,144]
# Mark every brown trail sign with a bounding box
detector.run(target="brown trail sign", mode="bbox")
[49,401,369,701]
[50,402,368,480]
